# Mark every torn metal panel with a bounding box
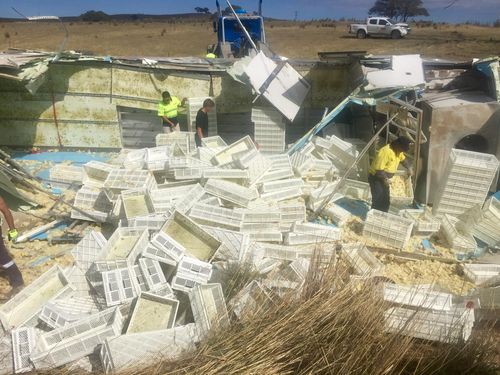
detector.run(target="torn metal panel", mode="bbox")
[362,55,425,91]
[244,51,310,121]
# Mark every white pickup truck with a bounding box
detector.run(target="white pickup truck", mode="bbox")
[349,17,410,39]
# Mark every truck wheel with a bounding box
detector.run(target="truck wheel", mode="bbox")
[357,30,367,39]
[391,30,402,39]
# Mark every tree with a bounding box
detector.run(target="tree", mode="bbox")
[195,7,210,14]
[369,0,429,22]
[79,10,111,22]
[398,0,429,22]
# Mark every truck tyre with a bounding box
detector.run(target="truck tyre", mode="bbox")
[357,30,367,39]
[391,30,402,39]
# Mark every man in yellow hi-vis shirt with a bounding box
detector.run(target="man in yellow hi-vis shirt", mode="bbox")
[158,91,184,133]
[368,136,413,212]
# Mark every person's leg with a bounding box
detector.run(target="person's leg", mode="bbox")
[0,231,24,288]
[369,175,389,212]
[381,182,391,212]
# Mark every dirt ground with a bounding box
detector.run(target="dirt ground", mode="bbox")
[0,20,499,60]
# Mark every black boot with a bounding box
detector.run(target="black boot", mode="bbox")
[5,263,24,289]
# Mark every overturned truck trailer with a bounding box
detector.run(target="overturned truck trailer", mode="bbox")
[0,50,499,204]
[0,51,360,149]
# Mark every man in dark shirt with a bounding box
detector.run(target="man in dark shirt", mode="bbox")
[195,99,215,147]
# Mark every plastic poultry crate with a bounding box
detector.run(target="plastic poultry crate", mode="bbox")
[439,214,477,254]
[401,208,440,234]
[260,178,305,194]
[70,230,107,271]
[126,293,179,334]
[248,231,283,243]
[189,283,229,336]
[49,164,84,188]
[173,183,205,214]
[342,244,384,277]
[363,210,414,250]
[142,242,178,267]
[178,257,213,283]
[259,243,301,261]
[171,273,203,293]
[151,231,186,263]
[100,324,197,373]
[128,214,169,232]
[259,167,295,183]
[103,227,149,267]
[0,265,72,329]
[212,136,256,166]
[101,267,139,307]
[321,203,352,228]
[31,307,123,370]
[155,132,194,154]
[292,222,341,241]
[261,187,303,202]
[189,203,243,230]
[202,168,249,180]
[202,136,227,148]
[204,178,259,208]
[12,327,37,374]
[138,258,167,291]
[145,146,170,171]
[202,227,250,261]
[161,211,222,261]
[463,264,500,286]
[120,189,155,220]
[384,306,474,344]
[83,161,114,188]
[383,283,453,311]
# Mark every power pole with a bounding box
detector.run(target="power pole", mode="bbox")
[294,10,298,21]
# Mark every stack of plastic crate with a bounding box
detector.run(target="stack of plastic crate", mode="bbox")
[252,107,286,154]
[49,164,84,189]
[186,97,217,136]
[433,149,499,217]
[260,154,294,183]
[313,135,357,171]
[384,306,474,343]
[245,152,273,185]
[71,186,110,223]
[30,307,124,370]
[363,209,414,249]
[463,196,500,247]
[83,161,114,188]
[100,324,197,373]
[189,283,229,337]
[155,132,194,154]
[342,244,384,277]
[439,214,477,255]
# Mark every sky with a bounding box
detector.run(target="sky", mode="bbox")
[0,0,498,23]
